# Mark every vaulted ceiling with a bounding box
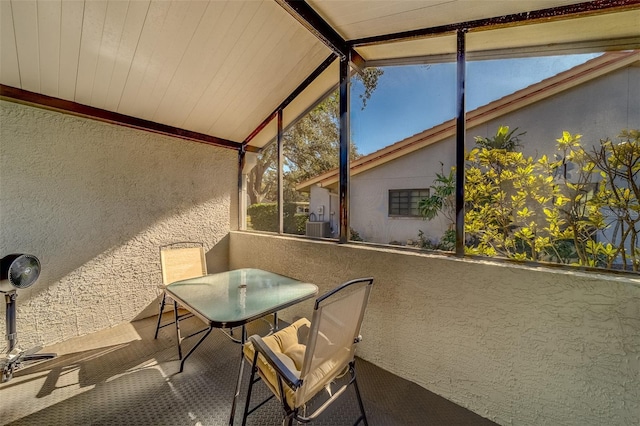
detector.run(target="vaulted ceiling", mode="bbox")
[1,1,638,150]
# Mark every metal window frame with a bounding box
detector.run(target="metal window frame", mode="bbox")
[241,0,637,260]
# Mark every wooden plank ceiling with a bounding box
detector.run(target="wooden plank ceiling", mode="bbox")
[1,1,638,149]
[0,0,330,147]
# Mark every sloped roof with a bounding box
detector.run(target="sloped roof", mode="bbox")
[1,1,638,151]
[296,50,640,192]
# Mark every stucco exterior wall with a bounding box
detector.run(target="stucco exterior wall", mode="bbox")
[229,231,640,426]
[308,185,339,237]
[474,65,640,149]
[0,101,237,348]
[350,65,640,245]
[351,139,455,244]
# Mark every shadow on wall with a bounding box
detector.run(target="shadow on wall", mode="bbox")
[206,234,230,274]
[0,102,235,314]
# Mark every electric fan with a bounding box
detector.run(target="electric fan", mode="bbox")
[1,254,56,382]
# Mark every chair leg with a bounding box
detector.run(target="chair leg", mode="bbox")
[351,364,368,426]
[173,300,183,360]
[242,353,259,426]
[154,293,167,339]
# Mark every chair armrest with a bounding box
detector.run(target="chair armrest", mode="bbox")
[248,334,303,390]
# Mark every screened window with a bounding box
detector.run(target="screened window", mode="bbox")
[388,189,429,217]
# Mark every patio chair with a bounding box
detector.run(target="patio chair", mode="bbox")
[242,277,374,426]
[154,242,207,341]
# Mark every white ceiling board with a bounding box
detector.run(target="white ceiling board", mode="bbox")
[182,1,330,141]
[146,0,230,128]
[116,0,171,117]
[0,1,21,88]
[179,0,273,134]
[58,0,83,101]
[74,0,108,106]
[103,0,150,111]
[90,0,130,108]
[126,0,205,121]
[467,10,640,54]
[145,1,211,121]
[11,0,40,92]
[358,9,640,64]
[218,27,329,139]
[308,0,587,41]
[357,34,457,63]
[37,0,61,97]
[180,1,289,134]
[206,15,303,136]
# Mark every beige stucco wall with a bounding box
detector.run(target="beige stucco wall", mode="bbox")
[229,231,640,426]
[0,101,237,348]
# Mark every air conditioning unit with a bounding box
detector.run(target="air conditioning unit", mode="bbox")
[306,221,330,238]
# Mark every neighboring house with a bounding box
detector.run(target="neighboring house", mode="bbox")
[297,51,640,245]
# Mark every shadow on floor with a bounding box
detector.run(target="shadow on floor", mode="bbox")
[1,315,496,426]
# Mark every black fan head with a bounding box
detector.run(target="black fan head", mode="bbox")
[0,254,41,292]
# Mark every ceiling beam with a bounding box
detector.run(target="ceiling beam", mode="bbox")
[350,0,640,47]
[275,0,366,74]
[0,85,244,151]
[276,0,348,59]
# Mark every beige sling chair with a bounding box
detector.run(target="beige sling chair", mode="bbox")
[154,242,207,358]
[242,277,374,426]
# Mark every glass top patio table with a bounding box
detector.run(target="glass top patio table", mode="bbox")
[165,268,319,329]
[165,268,318,425]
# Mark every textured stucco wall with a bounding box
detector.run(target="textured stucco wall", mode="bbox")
[229,231,640,426]
[0,101,237,348]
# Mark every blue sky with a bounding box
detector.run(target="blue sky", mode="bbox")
[351,53,600,155]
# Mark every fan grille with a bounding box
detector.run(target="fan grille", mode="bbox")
[6,254,41,289]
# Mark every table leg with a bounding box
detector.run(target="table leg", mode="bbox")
[229,325,247,426]
[179,326,213,373]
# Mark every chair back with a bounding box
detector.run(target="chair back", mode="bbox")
[160,243,207,286]
[296,277,373,407]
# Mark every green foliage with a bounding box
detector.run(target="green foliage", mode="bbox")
[416,229,455,252]
[547,131,603,266]
[439,229,457,251]
[247,68,383,205]
[473,125,525,152]
[247,203,278,232]
[247,203,307,235]
[418,164,456,225]
[464,135,562,261]
[420,125,640,272]
[416,230,434,249]
[291,213,308,235]
[350,227,364,242]
[584,129,640,270]
[357,68,385,109]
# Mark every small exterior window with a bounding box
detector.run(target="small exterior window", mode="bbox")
[388,189,430,217]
